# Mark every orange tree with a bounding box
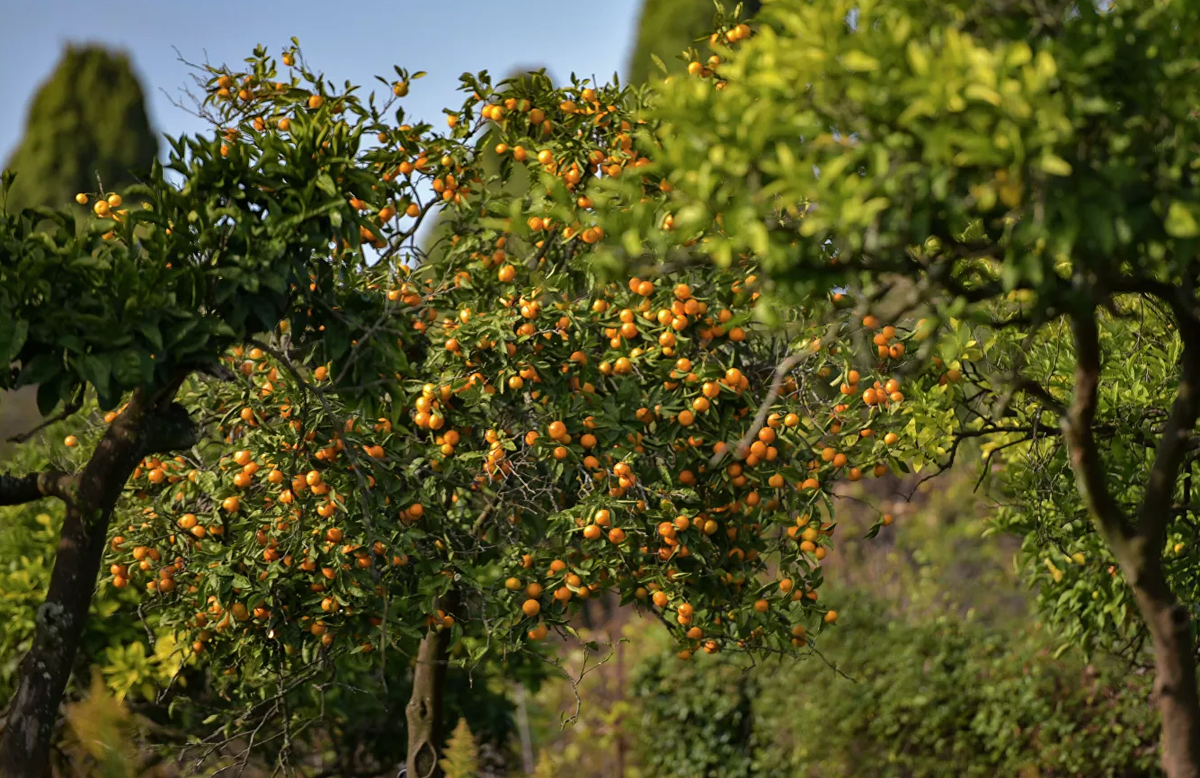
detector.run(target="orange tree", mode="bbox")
[1,39,944,777]
[601,1,1200,775]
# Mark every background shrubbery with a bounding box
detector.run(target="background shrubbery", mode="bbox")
[529,471,1162,778]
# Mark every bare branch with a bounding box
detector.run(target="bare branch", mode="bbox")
[7,398,82,444]
[711,351,804,468]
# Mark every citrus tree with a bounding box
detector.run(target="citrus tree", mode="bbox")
[605,0,1200,774]
[1,31,939,776]
[0,41,430,775]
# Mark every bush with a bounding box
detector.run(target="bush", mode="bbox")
[757,593,1159,777]
[631,646,759,778]
[628,593,1159,778]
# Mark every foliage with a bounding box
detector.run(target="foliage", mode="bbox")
[615,0,1200,297]
[14,1,1193,768]
[440,718,481,778]
[980,302,1189,659]
[61,673,140,778]
[2,45,158,214]
[631,644,757,778]
[0,413,179,703]
[529,467,1159,778]
[752,592,1161,778]
[625,590,1160,778]
[1,36,952,771]
[603,0,1200,726]
[627,0,761,84]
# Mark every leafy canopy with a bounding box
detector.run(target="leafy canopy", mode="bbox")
[1,36,954,759]
[602,0,1200,660]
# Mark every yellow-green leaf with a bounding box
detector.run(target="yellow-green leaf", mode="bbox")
[1040,154,1072,177]
[842,51,880,72]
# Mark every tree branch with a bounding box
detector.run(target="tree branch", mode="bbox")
[1137,303,1200,555]
[0,470,75,507]
[139,402,202,456]
[1062,311,1136,545]
[709,351,801,468]
[6,399,82,444]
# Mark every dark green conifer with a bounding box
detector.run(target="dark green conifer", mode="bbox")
[3,45,158,212]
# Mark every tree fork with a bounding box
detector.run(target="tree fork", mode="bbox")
[1065,307,1200,778]
[0,385,197,778]
[405,591,459,778]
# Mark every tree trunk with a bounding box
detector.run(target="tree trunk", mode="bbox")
[0,501,109,778]
[405,592,458,778]
[1132,568,1200,778]
[0,388,194,778]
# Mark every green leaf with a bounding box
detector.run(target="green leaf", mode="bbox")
[1166,201,1200,238]
[18,352,61,387]
[315,173,337,197]
[842,51,880,72]
[36,374,71,416]
[112,349,146,387]
[139,322,164,351]
[0,319,29,365]
[78,355,112,399]
[1039,154,1073,177]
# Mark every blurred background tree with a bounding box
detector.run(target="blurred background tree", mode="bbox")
[626,0,760,83]
[1,44,158,214]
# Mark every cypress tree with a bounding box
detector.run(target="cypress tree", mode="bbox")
[3,44,158,212]
[626,0,761,84]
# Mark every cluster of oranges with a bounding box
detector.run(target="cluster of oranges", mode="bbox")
[72,191,128,240]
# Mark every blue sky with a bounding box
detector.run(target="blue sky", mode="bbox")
[0,0,645,163]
